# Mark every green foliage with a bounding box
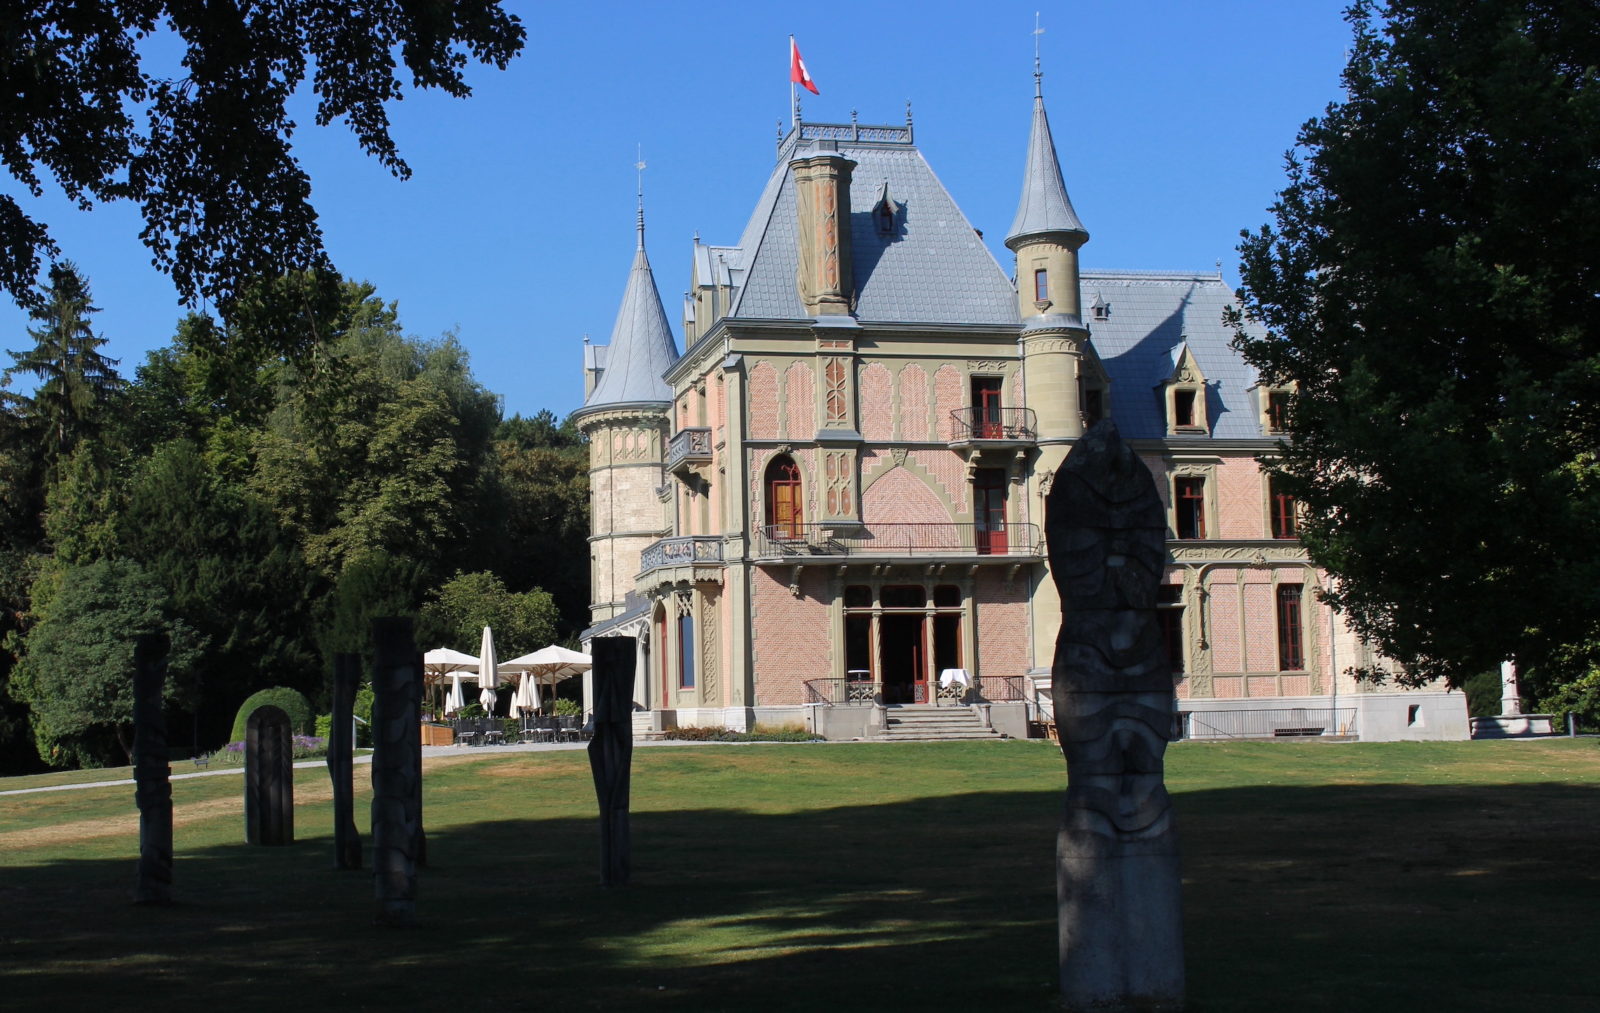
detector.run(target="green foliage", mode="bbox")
[314,713,332,739]
[551,698,582,718]
[318,551,430,678]
[421,570,558,660]
[1535,668,1599,733]
[1,5,524,319]
[1231,0,1600,688]
[662,723,821,743]
[9,559,201,767]
[354,684,374,748]
[229,687,315,743]
[1462,670,1506,719]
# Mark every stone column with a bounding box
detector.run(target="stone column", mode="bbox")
[588,636,637,887]
[132,634,173,905]
[1049,421,1184,1010]
[245,706,294,846]
[1500,660,1522,716]
[371,617,422,924]
[328,653,362,870]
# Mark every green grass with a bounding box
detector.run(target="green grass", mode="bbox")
[1,739,1597,1011]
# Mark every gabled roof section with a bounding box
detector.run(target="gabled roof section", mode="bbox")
[1005,86,1087,248]
[582,227,680,409]
[725,122,1018,326]
[1080,271,1265,440]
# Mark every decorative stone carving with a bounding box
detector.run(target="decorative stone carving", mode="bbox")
[371,617,422,925]
[588,637,637,887]
[1048,420,1184,1009]
[132,634,173,905]
[245,705,294,846]
[700,594,719,701]
[792,153,856,316]
[328,653,362,870]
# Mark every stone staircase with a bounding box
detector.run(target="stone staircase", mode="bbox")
[875,705,1006,742]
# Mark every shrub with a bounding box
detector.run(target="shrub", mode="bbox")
[229,687,315,743]
[315,714,333,739]
[552,697,582,717]
[662,722,820,743]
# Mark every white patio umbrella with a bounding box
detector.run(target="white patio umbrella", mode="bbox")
[510,673,537,718]
[424,647,479,716]
[444,672,467,716]
[477,625,500,714]
[501,645,592,713]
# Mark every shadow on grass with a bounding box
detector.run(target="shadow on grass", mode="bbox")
[3,782,1598,1012]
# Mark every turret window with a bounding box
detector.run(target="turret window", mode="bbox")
[1034,269,1049,303]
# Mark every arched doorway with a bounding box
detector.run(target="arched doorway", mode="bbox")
[765,454,804,539]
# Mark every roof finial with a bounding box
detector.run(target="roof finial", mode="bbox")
[635,144,647,250]
[1033,11,1045,98]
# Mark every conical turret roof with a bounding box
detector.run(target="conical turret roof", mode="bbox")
[1005,84,1087,249]
[582,221,679,409]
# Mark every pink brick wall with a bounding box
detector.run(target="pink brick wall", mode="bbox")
[1174,676,1191,700]
[1242,579,1276,672]
[860,449,890,487]
[900,364,929,441]
[1212,676,1243,698]
[913,449,967,516]
[783,362,813,440]
[860,362,894,441]
[934,365,962,440]
[750,566,832,705]
[862,467,951,526]
[1281,674,1311,696]
[975,570,1029,679]
[1209,582,1242,671]
[749,361,778,438]
[1247,676,1279,698]
[1217,457,1266,539]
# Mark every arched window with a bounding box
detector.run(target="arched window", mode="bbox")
[765,455,804,539]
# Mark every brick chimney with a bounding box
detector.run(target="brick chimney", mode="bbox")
[790,146,856,317]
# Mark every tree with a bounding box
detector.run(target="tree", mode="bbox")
[422,570,559,661]
[1231,0,1600,692]
[1,4,525,324]
[9,559,200,767]
[2,261,124,471]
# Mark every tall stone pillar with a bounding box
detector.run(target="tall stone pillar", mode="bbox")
[792,150,856,317]
[1049,421,1184,1010]
[1500,660,1522,717]
[132,634,173,905]
[245,705,294,846]
[589,636,637,887]
[371,617,422,925]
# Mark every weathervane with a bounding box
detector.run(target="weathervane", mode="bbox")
[1034,11,1045,97]
[635,144,646,246]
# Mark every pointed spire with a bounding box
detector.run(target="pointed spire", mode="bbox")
[1005,22,1088,249]
[580,170,679,410]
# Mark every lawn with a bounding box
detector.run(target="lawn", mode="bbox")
[1,739,1596,1011]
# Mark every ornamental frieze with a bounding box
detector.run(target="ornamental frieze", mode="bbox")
[1167,542,1311,564]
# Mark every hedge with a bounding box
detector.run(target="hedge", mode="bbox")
[229,687,315,743]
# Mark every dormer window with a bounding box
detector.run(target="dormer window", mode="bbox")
[1173,389,1197,428]
[1264,388,1294,434]
[1090,294,1111,322]
[1164,344,1209,435]
[873,182,900,237]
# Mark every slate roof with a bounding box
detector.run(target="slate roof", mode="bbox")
[1006,89,1087,247]
[725,127,1018,326]
[582,229,680,410]
[1080,270,1266,440]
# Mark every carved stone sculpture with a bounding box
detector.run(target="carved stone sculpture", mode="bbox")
[1048,420,1185,1010]
[328,653,362,870]
[132,634,173,905]
[245,705,294,845]
[371,618,422,924]
[588,637,636,887]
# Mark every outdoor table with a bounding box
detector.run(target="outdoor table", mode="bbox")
[483,729,505,746]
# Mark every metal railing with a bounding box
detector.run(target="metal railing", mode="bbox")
[974,675,1027,702]
[666,427,712,469]
[804,677,879,707]
[755,521,1041,558]
[948,406,1037,442]
[638,535,724,574]
[1178,706,1357,740]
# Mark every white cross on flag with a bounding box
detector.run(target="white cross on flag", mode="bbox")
[790,37,819,95]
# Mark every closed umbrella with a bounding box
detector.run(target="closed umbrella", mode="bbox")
[444,673,466,716]
[511,673,537,718]
[477,625,500,714]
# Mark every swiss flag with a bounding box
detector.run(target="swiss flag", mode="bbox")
[790,37,819,95]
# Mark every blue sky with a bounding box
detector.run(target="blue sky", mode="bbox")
[1,1,1353,422]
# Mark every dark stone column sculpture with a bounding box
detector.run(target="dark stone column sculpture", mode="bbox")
[1048,421,1185,1010]
[371,618,422,924]
[132,633,173,905]
[328,653,362,870]
[588,637,636,887]
[245,705,295,845]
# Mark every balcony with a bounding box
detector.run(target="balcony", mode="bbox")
[666,427,712,480]
[947,406,1037,450]
[753,521,1041,560]
[638,535,724,576]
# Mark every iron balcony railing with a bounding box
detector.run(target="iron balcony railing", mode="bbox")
[948,406,1037,443]
[755,521,1041,558]
[666,427,712,471]
[973,675,1027,703]
[1178,706,1357,740]
[638,535,724,575]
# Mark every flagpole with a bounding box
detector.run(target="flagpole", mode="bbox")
[789,35,797,127]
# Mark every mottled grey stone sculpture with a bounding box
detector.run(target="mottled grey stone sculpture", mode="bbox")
[132,634,173,905]
[328,653,362,870]
[1048,420,1185,1010]
[371,618,422,924]
[245,705,294,845]
[588,637,636,887]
